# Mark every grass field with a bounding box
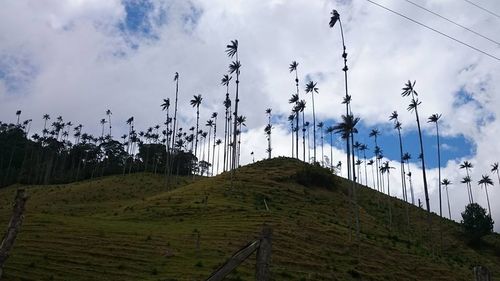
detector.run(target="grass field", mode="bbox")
[0,157,499,280]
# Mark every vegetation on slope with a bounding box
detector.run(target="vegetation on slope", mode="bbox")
[0,157,499,281]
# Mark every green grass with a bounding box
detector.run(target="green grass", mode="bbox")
[0,157,499,280]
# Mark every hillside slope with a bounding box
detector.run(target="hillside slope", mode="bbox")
[0,157,499,280]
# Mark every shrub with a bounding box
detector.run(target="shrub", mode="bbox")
[461,203,494,244]
[294,163,337,189]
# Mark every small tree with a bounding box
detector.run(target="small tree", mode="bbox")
[461,203,494,244]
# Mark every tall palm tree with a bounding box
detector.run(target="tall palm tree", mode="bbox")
[360,143,369,186]
[459,161,474,203]
[171,72,180,152]
[222,75,232,172]
[326,126,335,172]
[305,81,319,163]
[461,175,472,204]
[100,118,107,138]
[226,39,240,171]
[289,94,300,159]
[428,113,443,217]
[380,161,395,229]
[42,114,50,136]
[389,111,408,202]
[106,109,112,137]
[288,114,295,156]
[215,139,222,174]
[304,121,310,162]
[367,159,375,188]
[206,119,214,173]
[190,95,203,164]
[296,100,307,162]
[265,108,272,159]
[491,162,500,185]
[402,152,415,205]
[441,179,452,219]
[318,122,325,166]
[478,175,494,216]
[290,61,300,159]
[333,114,360,240]
[161,98,171,149]
[211,112,218,176]
[236,115,246,167]
[15,110,21,125]
[402,80,430,212]
[369,129,381,191]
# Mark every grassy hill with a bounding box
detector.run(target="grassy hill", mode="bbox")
[0,157,499,280]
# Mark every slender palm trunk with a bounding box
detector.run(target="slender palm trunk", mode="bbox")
[406,161,415,205]
[363,151,368,187]
[466,168,474,203]
[294,69,300,159]
[291,123,294,157]
[445,185,451,219]
[370,164,375,189]
[397,128,407,202]
[412,97,430,212]
[435,122,442,217]
[195,106,200,162]
[212,118,217,176]
[172,78,179,152]
[216,144,221,174]
[207,128,212,174]
[387,172,393,230]
[223,105,229,172]
[306,127,310,163]
[311,94,316,163]
[330,132,334,172]
[231,55,240,172]
[320,128,324,166]
[302,112,306,162]
[484,184,491,216]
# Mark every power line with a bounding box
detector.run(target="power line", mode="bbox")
[462,0,500,19]
[404,0,500,46]
[365,0,500,62]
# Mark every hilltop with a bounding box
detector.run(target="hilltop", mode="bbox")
[0,157,499,280]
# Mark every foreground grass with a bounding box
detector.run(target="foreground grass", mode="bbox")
[0,157,499,280]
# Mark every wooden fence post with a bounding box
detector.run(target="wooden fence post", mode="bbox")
[0,189,28,279]
[473,266,491,281]
[255,225,272,281]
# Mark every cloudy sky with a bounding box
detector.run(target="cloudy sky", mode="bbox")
[1,0,500,229]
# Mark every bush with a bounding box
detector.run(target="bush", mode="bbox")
[461,203,494,243]
[294,163,337,189]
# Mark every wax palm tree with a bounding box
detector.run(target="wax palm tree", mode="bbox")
[369,129,381,191]
[161,98,171,151]
[190,94,203,163]
[380,161,395,229]
[221,74,232,171]
[402,80,430,212]
[289,94,300,159]
[236,115,246,167]
[206,119,214,172]
[326,126,335,172]
[389,111,408,202]
[478,175,494,216]
[427,113,443,217]
[42,114,50,136]
[265,108,272,159]
[491,162,500,185]
[304,121,310,162]
[296,99,307,161]
[290,61,300,158]
[333,114,360,240]
[171,72,180,151]
[461,175,473,204]
[402,152,415,204]
[106,109,112,137]
[305,81,319,163]
[211,112,218,176]
[360,143,369,186]
[215,139,222,174]
[318,122,325,166]
[15,110,21,125]
[460,161,474,203]
[441,179,452,219]
[367,159,375,188]
[288,114,295,156]
[100,118,107,138]
[226,39,240,171]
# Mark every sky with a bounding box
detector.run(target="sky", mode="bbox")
[1,0,500,230]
